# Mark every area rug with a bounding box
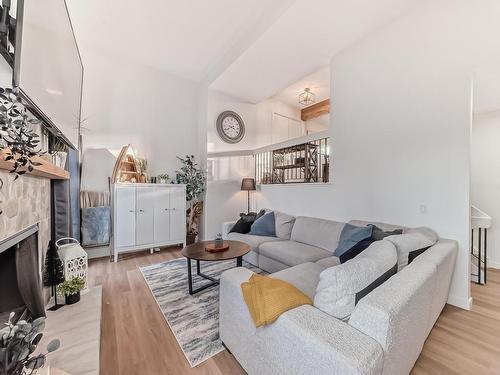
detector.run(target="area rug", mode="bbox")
[140,258,262,367]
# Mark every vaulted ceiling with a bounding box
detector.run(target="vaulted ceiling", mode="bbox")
[65,0,294,82]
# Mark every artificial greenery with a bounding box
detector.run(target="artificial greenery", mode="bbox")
[0,87,43,180]
[0,312,60,375]
[58,277,85,296]
[175,155,206,202]
[157,173,170,183]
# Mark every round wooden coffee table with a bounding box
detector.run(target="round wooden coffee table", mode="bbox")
[181,240,250,295]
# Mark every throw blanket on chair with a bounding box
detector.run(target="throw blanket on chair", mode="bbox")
[241,273,312,327]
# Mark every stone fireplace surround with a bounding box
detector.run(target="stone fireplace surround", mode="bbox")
[0,170,52,315]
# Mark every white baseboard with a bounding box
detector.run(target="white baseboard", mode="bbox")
[487,258,500,269]
[447,294,472,310]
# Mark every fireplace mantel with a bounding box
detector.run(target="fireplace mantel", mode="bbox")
[0,149,69,180]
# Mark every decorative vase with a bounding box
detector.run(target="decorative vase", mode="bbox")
[65,291,80,305]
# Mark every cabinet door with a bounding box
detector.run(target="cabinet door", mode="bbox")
[170,187,185,242]
[115,187,136,248]
[154,187,170,243]
[136,186,155,245]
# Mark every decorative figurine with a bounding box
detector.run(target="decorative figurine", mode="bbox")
[214,233,224,248]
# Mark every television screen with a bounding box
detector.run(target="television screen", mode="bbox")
[15,0,83,149]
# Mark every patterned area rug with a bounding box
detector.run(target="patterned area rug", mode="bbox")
[140,258,262,367]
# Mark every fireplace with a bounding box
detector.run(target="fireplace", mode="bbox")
[0,224,45,323]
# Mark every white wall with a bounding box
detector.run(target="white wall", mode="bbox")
[471,110,500,268]
[80,53,201,177]
[257,0,485,309]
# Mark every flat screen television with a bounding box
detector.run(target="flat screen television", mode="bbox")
[14,0,83,149]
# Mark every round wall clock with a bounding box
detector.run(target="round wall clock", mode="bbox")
[216,111,245,144]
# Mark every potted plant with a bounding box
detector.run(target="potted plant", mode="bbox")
[175,155,206,245]
[0,312,60,375]
[157,173,170,184]
[58,276,85,305]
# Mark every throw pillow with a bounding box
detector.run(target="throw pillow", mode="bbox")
[249,211,276,237]
[339,237,376,263]
[229,210,267,234]
[369,225,403,241]
[274,211,296,239]
[384,227,439,271]
[314,240,398,320]
[230,218,254,234]
[334,224,373,257]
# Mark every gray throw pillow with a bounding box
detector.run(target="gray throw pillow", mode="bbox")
[249,212,276,237]
[274,211,296,239]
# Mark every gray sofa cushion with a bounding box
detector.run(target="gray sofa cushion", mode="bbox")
[259,240,331,267]
[271,262,324,300]
[274,211,296,239]
[226,232,282,253]
[291,216,345,252]
[314,240,398,320]
[384,227,439,271]
[316,256,341,269]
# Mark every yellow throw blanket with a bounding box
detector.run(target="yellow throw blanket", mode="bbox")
[241,273,312,327]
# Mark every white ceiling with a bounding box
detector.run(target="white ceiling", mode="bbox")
[65,0,292,82]
[210,0,418,103]
[273,66,330,110]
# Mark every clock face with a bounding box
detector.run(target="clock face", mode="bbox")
[216,111,245,143]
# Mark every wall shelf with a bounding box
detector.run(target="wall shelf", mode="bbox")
[0,149,69,180]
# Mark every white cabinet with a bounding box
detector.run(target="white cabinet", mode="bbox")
[112,183,186,261]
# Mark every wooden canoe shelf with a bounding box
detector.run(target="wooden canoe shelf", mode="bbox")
[0,149,69,180]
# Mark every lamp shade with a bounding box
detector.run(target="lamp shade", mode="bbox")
[241,178,256,191]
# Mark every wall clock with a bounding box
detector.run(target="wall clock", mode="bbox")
[216,111,245,144]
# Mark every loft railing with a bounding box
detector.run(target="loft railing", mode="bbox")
[471,205,492,285]
[255,137,329,184]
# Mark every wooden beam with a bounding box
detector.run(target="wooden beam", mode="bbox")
[0,149,69,179]
[301,99,330,122]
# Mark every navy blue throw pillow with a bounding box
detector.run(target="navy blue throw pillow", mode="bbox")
[334,224,373,257]
[249,212,276,237]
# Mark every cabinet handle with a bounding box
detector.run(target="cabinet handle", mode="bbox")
[129,210,135,213]
[139,209,144,213]
[171,208,176,211]
[164,208,170,211]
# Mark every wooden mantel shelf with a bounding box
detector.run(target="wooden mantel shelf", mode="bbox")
[0,149,69,180]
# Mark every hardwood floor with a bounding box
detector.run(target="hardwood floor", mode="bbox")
[89,247,500,375]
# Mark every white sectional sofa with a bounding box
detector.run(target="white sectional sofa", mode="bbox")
[220,215,458,375]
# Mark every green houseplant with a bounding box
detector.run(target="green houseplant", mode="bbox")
[58,277,85,305]
[0,87,45,216]
[0,312,60,375]
[0,87,43,179]
[175,155,206,244]
[157,173,169,184]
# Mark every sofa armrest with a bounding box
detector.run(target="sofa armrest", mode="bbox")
[219,268,384,375]
[219,267,256,341]
[222,221,237,238]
